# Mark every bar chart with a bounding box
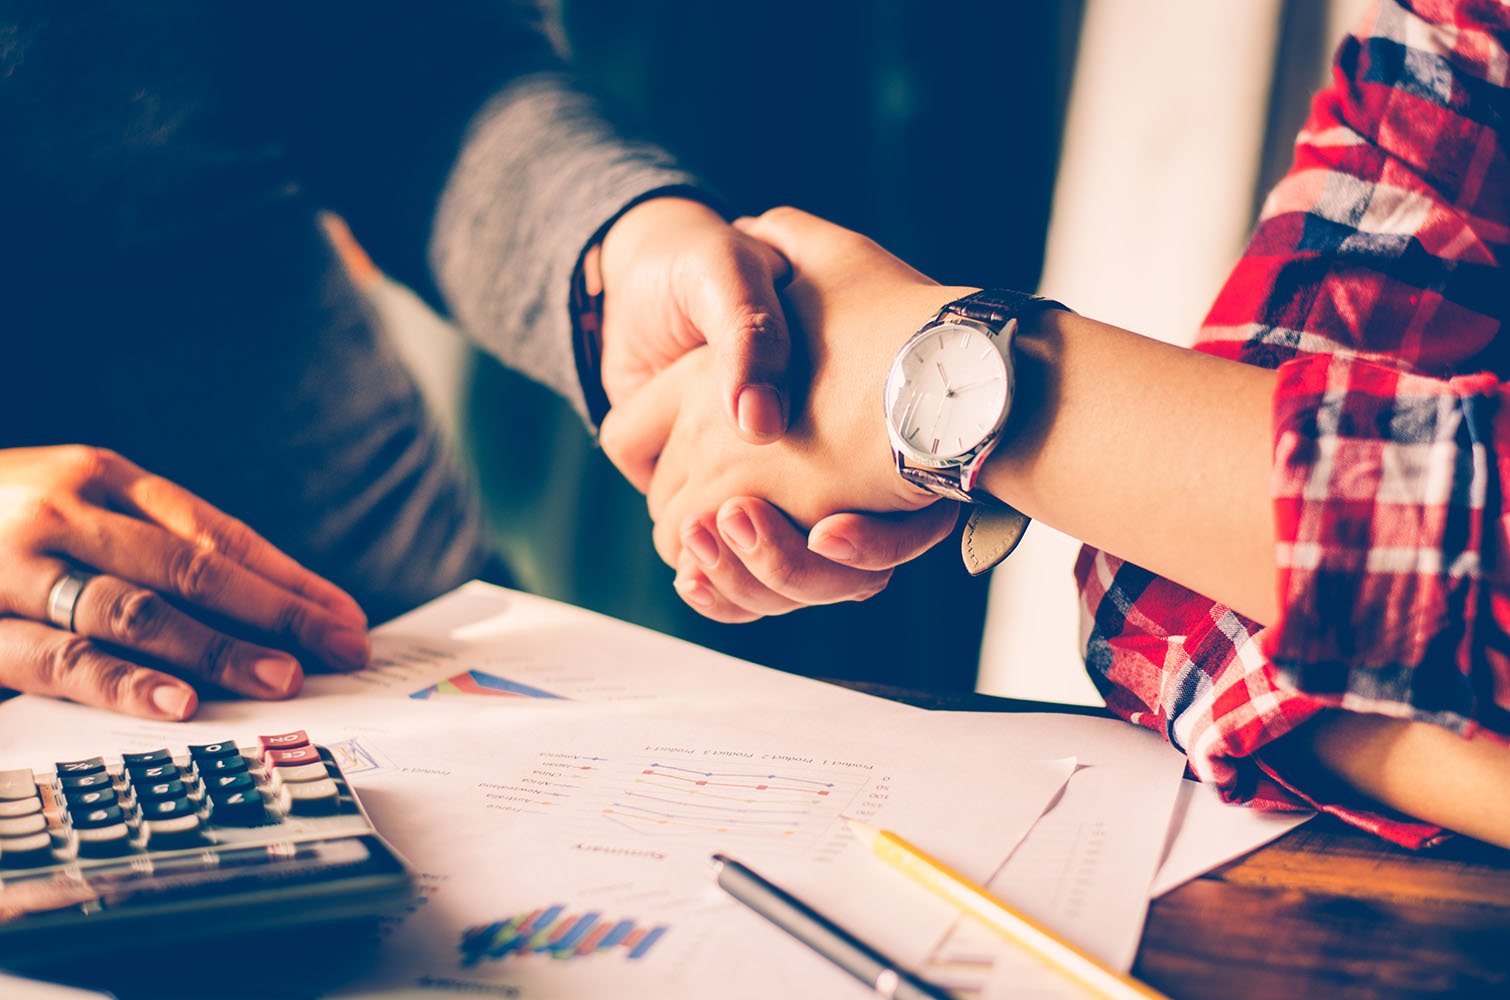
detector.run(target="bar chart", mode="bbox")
[411,669,567,701]
[459,906,669,964]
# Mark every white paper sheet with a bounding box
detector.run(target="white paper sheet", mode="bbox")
[1148,779,1313,898]
[898,715,1182,999]
[680,706,1189,995]
[321,582,913,720]
[0,681,1073,998]
[0,583,1190,998]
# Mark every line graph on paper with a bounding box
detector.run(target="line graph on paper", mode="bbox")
[498,750,892,859]
[600,757,859,844]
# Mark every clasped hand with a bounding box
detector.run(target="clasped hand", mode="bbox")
[601,207,970,622]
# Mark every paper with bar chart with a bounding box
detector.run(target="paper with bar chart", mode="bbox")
[318,709,1075,999]
[310,582,911,718]
[0,584,1181,1000]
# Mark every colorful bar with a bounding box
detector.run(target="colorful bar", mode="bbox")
[461,908,668,964]
[547,913,580,945]
[552,913,600,954]
[598,919,635,950]
[627,925,668,960]
[574,921,616,956]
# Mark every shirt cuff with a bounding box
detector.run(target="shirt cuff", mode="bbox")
[569,184,734,431]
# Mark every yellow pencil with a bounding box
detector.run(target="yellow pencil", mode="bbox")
[844,818,1169,1000]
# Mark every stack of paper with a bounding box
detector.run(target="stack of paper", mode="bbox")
[0,583,1308,999]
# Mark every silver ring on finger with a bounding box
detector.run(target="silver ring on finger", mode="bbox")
[46,569,97,633]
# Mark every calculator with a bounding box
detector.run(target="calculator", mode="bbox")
[0,729,415,968]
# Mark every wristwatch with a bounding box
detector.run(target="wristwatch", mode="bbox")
[883,289,1066,568]
[884,289,1064,501]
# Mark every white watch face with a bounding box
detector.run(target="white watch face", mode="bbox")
[885,322,1010,461]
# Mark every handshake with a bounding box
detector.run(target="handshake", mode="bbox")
[595,205,989,624]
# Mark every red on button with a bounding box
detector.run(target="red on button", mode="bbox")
[266,746,321,767]
[258,731,310,753]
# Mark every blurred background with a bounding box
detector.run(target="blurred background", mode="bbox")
[375,0,1371,701]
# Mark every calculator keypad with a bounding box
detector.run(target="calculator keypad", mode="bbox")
[0,735,369,872]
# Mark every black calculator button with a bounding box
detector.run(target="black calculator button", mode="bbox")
[203,773,255,796]
[0,812,47,838]
[0,768,38,801]
[187,741,239,760]
[127,763,181,784]
[121,748,173,769]
[195,755,249,777]
[139,798,196,821]
[72,804,127,829]
[55,757,107,778]
[134,779,187,803]
[209,789,265,825]
[64,787,118,810]
[59,772,112,792]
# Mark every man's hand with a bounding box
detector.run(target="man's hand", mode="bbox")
[599,207,984,620]
[0,446,370,720]
[597,197,792,441]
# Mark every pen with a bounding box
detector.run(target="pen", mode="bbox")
[844,819,1169,1000]
[710,853,953,1000]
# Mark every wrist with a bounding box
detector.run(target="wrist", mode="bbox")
[599,196,728,297]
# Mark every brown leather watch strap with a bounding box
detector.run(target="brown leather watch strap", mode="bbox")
[961,506,1031,576]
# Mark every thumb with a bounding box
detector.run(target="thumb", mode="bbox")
[687,236,794,444]
[733,206,853,273]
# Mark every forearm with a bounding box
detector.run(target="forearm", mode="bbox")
[1269,712,1510,849]
[981,309,1281,623]
[430,74,702,418]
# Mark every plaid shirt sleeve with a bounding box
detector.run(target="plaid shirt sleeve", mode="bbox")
[1075,0,1510,848]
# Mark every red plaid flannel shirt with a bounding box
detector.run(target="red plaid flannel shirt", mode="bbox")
[1075,0,1510,848]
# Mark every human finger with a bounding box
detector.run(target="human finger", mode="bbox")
[733,206,857,274]
[96,453,366,625]
[678,514,804,617]
[599,360,691,495]
[52,508,367,672]
[711,499,894,606]
[0,617,197,721]
[688,237,792,442]
[58,570,303,700]
[806,502,960,571]
[673,555,761,624]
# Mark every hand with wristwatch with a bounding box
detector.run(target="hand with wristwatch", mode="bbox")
[602,205,1280,629]
[598,209,1066,621]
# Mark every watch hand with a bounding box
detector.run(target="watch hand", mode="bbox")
[953,377,997,393]
[936,361,952,393]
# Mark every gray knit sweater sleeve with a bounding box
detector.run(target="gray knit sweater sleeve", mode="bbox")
[429,73,701,420]
[282,2,709,424]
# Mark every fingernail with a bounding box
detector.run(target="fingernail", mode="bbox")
[676,576,714,609]
[719,506,758,551]
[809,531,857,563]
[737,384,786,440]
[252,655,302,697]
[682,523,719,567]
[151,684,195,720]
[322,627,370,671]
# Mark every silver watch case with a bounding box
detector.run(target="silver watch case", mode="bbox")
[883,313,1017,503]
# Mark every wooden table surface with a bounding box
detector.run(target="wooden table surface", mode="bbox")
[845,682,1510,1000]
